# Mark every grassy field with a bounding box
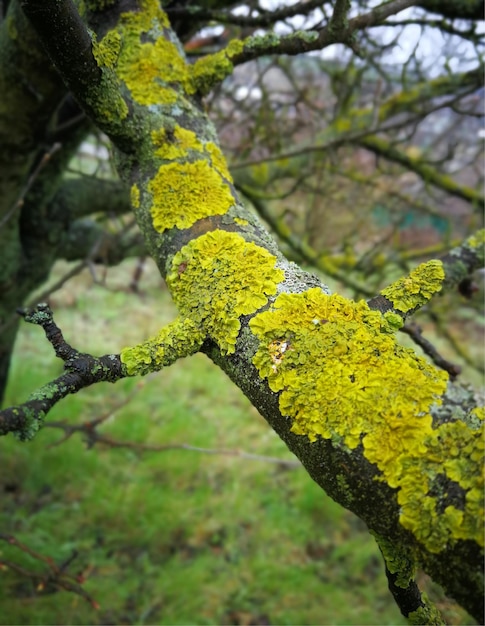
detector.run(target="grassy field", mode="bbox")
[0,259,474,625]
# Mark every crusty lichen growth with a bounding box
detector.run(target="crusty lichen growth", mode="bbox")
[130,183,140,208]
[249,289,483,552]
[91,0,244,103]
[166,230,284,354]
[148,160,235,232]
[408,597,446,626]
[120,317,204,376]
[462,228,485,251]
[380,260,445,313]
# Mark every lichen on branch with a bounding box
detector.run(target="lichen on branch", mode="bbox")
[249,288,483,552]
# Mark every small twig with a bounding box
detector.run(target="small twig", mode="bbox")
[400,322,461,380]
[0,534,99,609]
[44,418,301,467]
[0,304,125,440]
[0,143,61,230]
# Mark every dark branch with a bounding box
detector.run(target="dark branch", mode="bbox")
[18,0,101,101]
[167,0,329,28]
[18,0,134,151]
[0,304,126,441]
[229,0,417,66]
[401,322,462,380]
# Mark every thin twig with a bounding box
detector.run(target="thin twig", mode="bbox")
[401,322,461,380]
[0,143,61,230]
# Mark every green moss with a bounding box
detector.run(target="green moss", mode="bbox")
[86,68,129,122]
[167,230,284,354]
[248,289,483,553]
[120,317,204,376]
[148,160,235,232]
[380,260,445,313]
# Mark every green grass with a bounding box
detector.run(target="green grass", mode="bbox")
[0,259,473,625]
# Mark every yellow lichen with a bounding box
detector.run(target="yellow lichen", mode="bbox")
[148,160,235,232]
[206,142,233,181]
[188,38,245,95]
[131,183,140,208]
[380,260,445,313]
[92,29,122,69]
[117,38,185,106]
[464,229,485,250]
[152,126,203,160]
[397,414,484,551]
[166,230,284,354]
[120,317,204,376]
[247,289,484,553]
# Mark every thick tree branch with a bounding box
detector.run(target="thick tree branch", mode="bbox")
[19,0,134,151]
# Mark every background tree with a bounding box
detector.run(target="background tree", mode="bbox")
[0,0,483,623]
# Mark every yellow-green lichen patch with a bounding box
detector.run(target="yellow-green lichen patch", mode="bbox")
[131,184,140,208]
[408,600,445,626]
[396,414,484,552]
[120,317,205,377]
[372,533,417,588]
[188,38,245,95]
[92,29,122,69]
[249,289,485,553]
[150,128,233,182]
[151,126,203,160]
[380,260,445,313]
[148,160,235,232]
[463,228,485,251]
[117,38,184,106]
[206,142,233,181]
[166,230,284,354]
[92,0,183,106]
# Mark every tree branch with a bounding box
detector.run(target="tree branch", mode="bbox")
[368,230,485,317]
[18,0,134,151]
[167,0,330,29]
[0,303,124,440]
[358,135,485,206]
[227,0,417,67]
